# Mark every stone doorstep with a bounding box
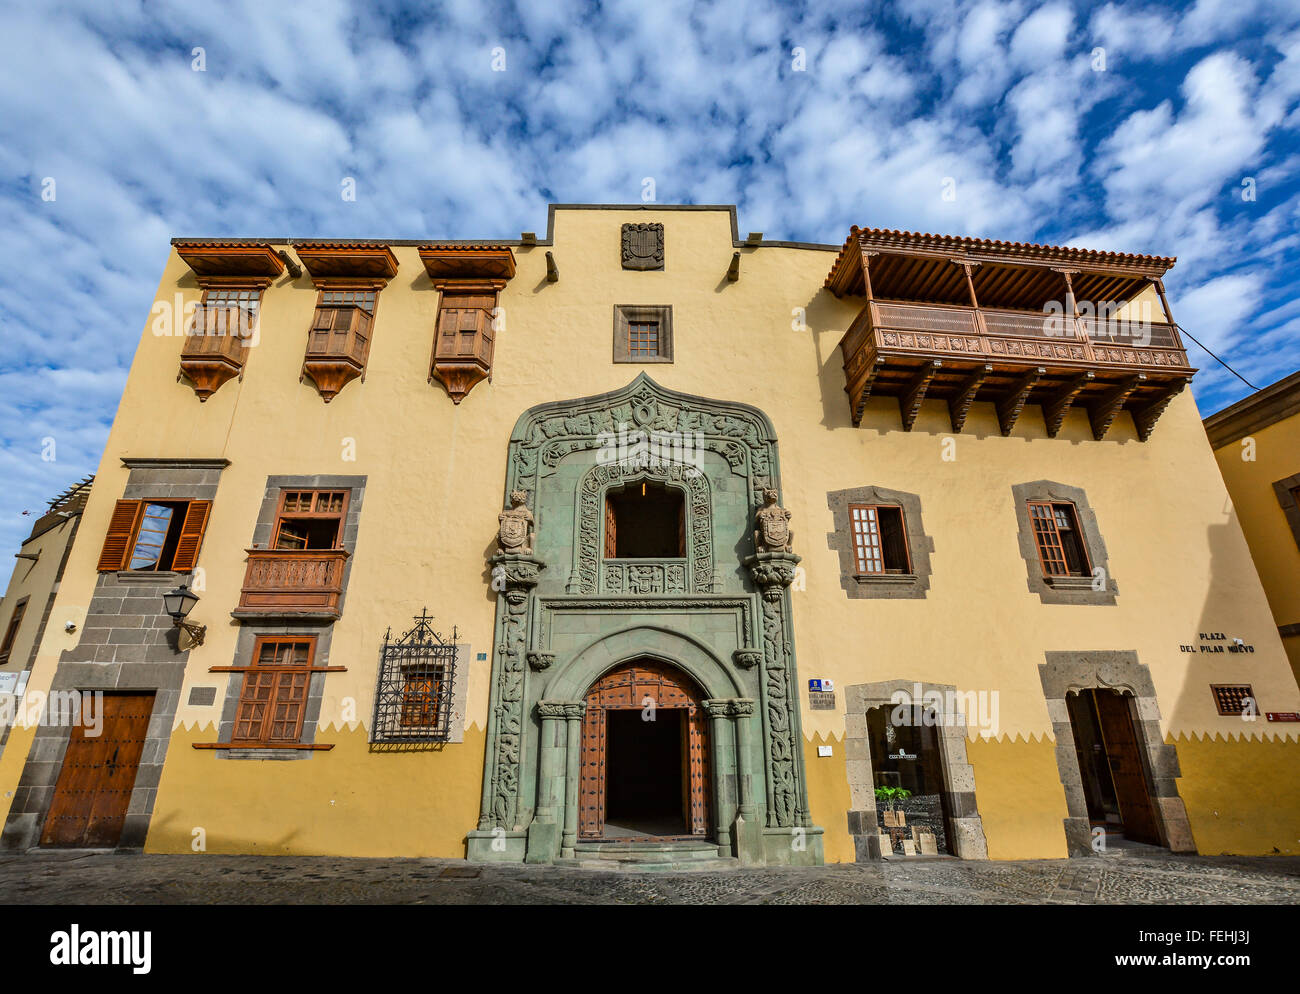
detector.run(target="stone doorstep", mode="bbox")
[557,856,741,873]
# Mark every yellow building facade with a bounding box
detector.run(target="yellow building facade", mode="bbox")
[1,206,1296,865]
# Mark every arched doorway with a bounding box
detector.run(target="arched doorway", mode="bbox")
[578,659,711,840]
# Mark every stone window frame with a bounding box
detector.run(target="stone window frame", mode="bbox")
[827,485,934,599]
[1011,480,1117,605]
[1273,471,1300,551]
[1039,650,1195,855]
[613,305,673,364]
[842,680,988,861]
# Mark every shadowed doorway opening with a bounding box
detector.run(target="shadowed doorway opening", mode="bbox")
[604,709,686,838]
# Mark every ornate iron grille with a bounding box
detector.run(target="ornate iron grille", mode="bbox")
[371,609,457,744]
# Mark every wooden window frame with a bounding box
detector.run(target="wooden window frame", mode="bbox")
[613,305,673,363]
[1210,684,1255,717]
[228,636,319,745]
[269,489,350,552]
[305,285,380,365]
[96,498,212,572]
[1028,500,1091,578]
[399,668,445,729]
[848,503,912,575]
[0,597,28,665]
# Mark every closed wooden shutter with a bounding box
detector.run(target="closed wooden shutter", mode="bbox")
[170,500,212,572]
[97,500,144,571]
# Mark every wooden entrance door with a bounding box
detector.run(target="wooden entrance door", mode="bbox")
[1092,690,1161,846]
[578,660,709,840]
[41,692,155,848]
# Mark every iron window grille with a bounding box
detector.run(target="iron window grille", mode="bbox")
[372,609,457,743]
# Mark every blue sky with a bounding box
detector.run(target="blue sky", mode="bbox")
[2,0,1299,588]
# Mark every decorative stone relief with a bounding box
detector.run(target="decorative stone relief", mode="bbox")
[753,489,793,553]
[621,222,664,270]
[497,489,534,555]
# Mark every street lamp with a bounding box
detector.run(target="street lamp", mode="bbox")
[162,583,206,648]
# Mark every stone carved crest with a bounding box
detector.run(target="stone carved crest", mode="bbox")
[754,489,793,553]
[497,490,534,555]
[621,222,664,270]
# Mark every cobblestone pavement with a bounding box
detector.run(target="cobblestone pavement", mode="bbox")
[0,848,1297,904]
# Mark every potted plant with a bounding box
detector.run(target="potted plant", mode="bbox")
[875,786,912,827]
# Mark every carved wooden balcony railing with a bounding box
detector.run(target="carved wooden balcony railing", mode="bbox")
[178,306,254,401]
[234,548,349,619]
[840,299,1196,440]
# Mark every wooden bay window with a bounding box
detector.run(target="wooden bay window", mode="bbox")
[429,286,499,404]
[301,287,380,402]
[178,287,265,401]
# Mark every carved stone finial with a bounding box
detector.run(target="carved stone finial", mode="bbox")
[497,490,534,555]
[753,488,793,554]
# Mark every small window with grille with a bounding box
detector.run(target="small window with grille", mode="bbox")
[614,305,673,363]
[1028,501,1090,577]
[1211,684,1255,716]
[849,504,911,575]
[373,610,457,744]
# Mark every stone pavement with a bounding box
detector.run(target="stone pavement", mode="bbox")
[2,846,1298,904]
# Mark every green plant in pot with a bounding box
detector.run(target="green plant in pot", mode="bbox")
[874,786,912,810]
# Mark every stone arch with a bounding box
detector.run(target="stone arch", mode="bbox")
[571,463,713,594]
[547,625,744,702]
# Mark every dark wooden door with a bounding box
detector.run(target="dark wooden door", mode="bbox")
[1092,690,1161,846]
[41,693,154,848]
[578,660,709,840]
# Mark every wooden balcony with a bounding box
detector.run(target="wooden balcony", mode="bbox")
[840,299,1195,440]
[178,307,253,401]
[234,548,349,619]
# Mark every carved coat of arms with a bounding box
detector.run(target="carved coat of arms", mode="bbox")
[621,222,664,270]
[753,488,793,554]
[497,490,534,555]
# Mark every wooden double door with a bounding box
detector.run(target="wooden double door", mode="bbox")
[1067,688,1161,846]
[41,692,154,848]
[578,660,710,840]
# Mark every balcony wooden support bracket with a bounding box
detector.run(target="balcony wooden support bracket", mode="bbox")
[1089,374,1144,440]
[948,363,992,433]
[900,360,942,431]
[1043,371,1094,438]
[996,366,1044,437]
[846,356,884,427]
[1132,377,1188,442]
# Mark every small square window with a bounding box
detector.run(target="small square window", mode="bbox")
[849,504,910,574]
[614,305,673,363]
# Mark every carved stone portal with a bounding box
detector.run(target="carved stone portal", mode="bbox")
[753,489,793,553]
[621,222,664,270]
[497,490,534,555]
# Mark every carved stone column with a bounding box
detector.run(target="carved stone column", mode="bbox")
[561,701,586,858]
[528,700,568,863]
[703,699,735,853]
[475,553,544,836]
[743,551,809,830]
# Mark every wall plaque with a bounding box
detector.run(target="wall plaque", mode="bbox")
[809,690,836,710]
[621,222,664,270]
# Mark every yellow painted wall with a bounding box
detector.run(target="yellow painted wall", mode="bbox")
[1210,413,1300,686]
[4,207,1298,859]
[1171,732,1300,855]
[0,516,78,680]
[965,735,1068,860]
[803,733,855,863]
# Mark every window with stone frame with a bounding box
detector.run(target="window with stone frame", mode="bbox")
[232,637,316,744]
[0,597,27,664]
[613,305,673,363]
[96,499,212,572]
[1274,473,1300,552]
[848,504,911,575]
[1027,501,1091,577]
[271,490,348,551]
